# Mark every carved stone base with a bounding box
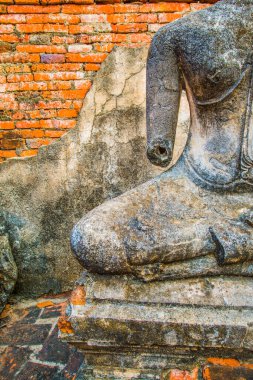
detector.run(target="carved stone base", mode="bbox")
[61,274,253,379]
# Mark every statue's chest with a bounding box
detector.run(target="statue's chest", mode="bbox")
[179,26,253,104]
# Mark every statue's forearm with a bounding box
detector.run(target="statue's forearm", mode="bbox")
[146,32,181,167]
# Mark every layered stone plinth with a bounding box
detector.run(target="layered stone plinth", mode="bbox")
[60,274,253,379]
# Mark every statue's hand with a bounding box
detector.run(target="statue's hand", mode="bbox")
[147,138,173,167]
[210,213,253,265]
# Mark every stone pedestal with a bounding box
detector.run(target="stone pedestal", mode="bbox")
[60,274,253,379]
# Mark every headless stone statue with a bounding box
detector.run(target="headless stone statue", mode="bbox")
[71,0,253,281]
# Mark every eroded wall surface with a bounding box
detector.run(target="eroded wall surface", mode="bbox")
[0,1,211,161]
[0,47,190,296]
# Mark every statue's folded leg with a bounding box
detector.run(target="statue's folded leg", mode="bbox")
[132,254,253,282]
[71,172,214,277]
[71,169,253,280]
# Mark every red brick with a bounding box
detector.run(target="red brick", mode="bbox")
[107,14,125,23]
[0,5,7,13]
[158,13,182,23]
[57,109,78,118]
[169,368,199,380]
[16,120,41,129]
[0,150,17,157]
[31,63,82,71]
[0,0,13,4]
[26,138,52,148]
[18,130,44,138]
[116,23,147,33]
[20,14,42,23]
[51,35,75,44]
[36,100,72,109]
[0,101,18,110]
[44,24,68,33]
[4,83,16,91]
[202,364,253,380]
[114,4,139,13]
[41,54,65,64]
[7,73,33,82]
[40,119,76,128]
[0,14,26,23]
[207,359,240,367]
[68,44,92,53]
[90,33,127,42]
[191,3,211,11]
[66,52,107,63]
[0,34,19,42]
[26,14,80,24]
[129,33,151,43]
[20,149,37,157]
[29,109,57,119]
[70,285,86,306]
[80,14,106,22]
[19,102,34,111]
[18,81,47,91]
[148,23,163,33]
[47,81,71,90]
[17,45,66,54]
[15,0,40,4]
[0,25,14,33]
[1,138,25,149]
[0,52,39,63]
[0,93,15,101]
[78,35,92,44]
[73,79,91,89]
[12,111,24,120]
[140,3,190,13]
[0,75,6,84]
[69,24,93,34]
[72,100,82,109]
[8,5,60,13]
[0,42,14,53]
[44,130,65,137]
[16,24,44,33]
[62,4,114,14]
[0,83,7,91]
[49,14,80,24]
[94,42,114,52]
[125,13,157,23]
[0,121,14,129]
[43,89,89,99]
[34,71,84,81]
[85,63,100,71]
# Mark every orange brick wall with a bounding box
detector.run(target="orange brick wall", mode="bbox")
[0,0,212,163]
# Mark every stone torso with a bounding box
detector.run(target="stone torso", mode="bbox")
[176,2,253,188]
[150,0,253,189]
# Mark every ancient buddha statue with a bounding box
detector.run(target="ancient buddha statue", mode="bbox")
[71,0,253,281]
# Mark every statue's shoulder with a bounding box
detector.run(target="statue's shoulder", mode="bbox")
[152,2,227,50]
[161,3,252,104]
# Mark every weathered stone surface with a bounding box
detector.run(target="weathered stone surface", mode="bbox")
[71,0,253,281]
[203,363,253,380]
[17,362,59,380]
[0,323,51,345]
[61,274,253,378]
[0,47,189,296]
[0,234,17,314]
[83,274,253,308]
[64,275,253,353]
[64,2,253,377]
[0,346,32,380]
